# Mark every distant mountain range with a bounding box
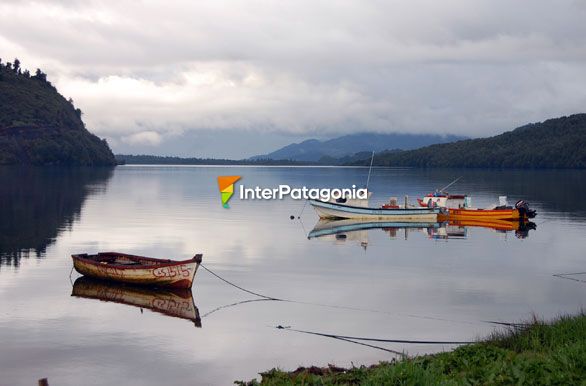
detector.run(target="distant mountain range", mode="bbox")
[251,133,467,162]
[118,114,586,168]
[350,114,586,168]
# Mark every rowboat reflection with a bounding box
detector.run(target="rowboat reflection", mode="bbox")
[71,277,201,327]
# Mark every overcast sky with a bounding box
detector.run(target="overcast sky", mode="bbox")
[1,0,586,158]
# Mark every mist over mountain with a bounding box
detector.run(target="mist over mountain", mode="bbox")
[251,133,466,162]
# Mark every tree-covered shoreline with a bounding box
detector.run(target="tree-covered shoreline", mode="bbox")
[0,58,116,166]
[349,114,586,169]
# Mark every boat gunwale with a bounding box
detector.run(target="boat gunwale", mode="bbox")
[309,199,441,214]
[72,252,202,271]
[447,208,521,220]
[447,208,520,214]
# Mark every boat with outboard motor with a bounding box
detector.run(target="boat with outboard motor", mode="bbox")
[418,192,536,221]
[438,202,536,221]
[417,176,536,221]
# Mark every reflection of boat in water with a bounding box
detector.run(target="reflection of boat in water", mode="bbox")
[308,219,442,247]
[71,252,202,288]
[309,199,441,221]
[449,219,532,231]
[426,219,536,239]
[426,224,468,240]
[308,219,441,239]
[308,217,536,243]
[449,219,537,239]
[71,277,201,327]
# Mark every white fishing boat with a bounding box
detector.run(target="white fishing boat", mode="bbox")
[307,152,441,221]
[308,199,441,221]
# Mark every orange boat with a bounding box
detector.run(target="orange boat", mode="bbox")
[72,252,202,289]
[439,207,521,221]
[420,191,536,222]
[438,200,536,221]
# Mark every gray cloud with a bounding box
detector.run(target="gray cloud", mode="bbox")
[1,0,585,157]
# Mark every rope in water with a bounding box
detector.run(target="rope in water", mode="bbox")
[201,298,273,318]
[200,263,285,301]
[302,332,406,356]
[199,263,512,328]
[199,263,536,353]
[553,272,586,284]
[275,325,475,345]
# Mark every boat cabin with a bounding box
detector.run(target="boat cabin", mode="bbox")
[418,192,469,209]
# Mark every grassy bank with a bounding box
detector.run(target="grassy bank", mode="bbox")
[238,313,586,385]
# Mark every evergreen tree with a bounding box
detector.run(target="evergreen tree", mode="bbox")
[34,68,47,82]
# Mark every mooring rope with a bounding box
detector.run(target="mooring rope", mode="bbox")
[316,334,405,356]
[200,263,285,301]
[553,272,586,284]
[276,326,406,356]
[275,325,475,345]
[297,199,309,219]
[199,263,507,327]
[298,217,308,239]
[482,320,531,328]
[201,298,274,318]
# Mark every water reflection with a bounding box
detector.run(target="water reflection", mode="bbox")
[0,167,113,267]
[446,219,537,239]
[308,218,537,247]
[1,166,585,386]
[71,277,201,327]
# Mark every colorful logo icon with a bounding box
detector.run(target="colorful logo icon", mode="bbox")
[217,176,241,208]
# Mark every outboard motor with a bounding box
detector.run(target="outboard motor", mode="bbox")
[515,221,537,239]
[515,200,537,220]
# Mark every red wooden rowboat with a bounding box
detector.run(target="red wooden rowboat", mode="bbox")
[71,252,202,289]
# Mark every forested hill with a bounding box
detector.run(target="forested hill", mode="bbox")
[0,58,116,166]
[352,114,586,168]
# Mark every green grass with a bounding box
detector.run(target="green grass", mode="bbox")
[237,313,586,385]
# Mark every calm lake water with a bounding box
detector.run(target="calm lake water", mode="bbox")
[1,166,585,385]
